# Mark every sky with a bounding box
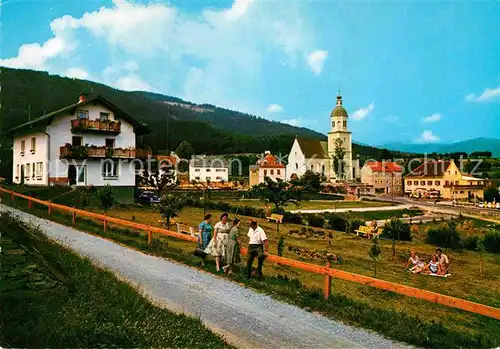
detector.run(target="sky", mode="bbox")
[1,0,499,146]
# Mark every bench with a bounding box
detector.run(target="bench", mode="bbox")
[176,223,196,237]
[354,225,383,239]
[266,214,284,224]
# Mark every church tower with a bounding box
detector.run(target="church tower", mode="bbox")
[328,93,353,180]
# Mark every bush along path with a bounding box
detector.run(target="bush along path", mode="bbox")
[0,204,411,349]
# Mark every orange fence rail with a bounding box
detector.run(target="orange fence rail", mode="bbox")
[1,186,499,320]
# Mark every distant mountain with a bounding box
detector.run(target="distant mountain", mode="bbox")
[382,137,500,157]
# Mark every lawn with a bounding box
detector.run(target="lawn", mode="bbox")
[0,211,231,348]
[2,186,500,348]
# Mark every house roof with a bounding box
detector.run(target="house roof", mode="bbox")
[406,160,452,178]
[365,161,402,173]
[6,94,149,136]
[256,153,285,168]
[157,155,178,167]
[190,155,229,168]
[296,138,329,159]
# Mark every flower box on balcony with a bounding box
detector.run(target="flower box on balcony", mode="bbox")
[71,119,121,134]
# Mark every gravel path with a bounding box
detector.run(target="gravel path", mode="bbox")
[1,204,413,349]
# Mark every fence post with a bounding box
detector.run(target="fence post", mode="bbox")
[72,211,76,225]
[324,261,332,300]
[28,196,32,209]
[103,219,107,233]
[148,224,152,246]
[48,203,52,215]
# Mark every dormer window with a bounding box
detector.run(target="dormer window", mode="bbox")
[77,109,89,119]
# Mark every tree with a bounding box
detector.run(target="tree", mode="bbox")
[97,185,116,213]
[383,218,412,257]
[484,184,500,202]
[142,166,177,197]
[156,193,188,230]
[332,138,345,180]
[369,237,381,277]
[291,170,322,193]
[277,237,285,257]
[249,177,301,211]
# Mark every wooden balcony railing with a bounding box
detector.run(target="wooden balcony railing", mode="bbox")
[60,145,151,159]
[71,118,121,134]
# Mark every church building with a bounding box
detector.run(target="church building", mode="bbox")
[286,93,359,181]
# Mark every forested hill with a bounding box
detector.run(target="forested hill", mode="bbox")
[0,67,401,159]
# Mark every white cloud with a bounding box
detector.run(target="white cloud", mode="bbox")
[267,104,283,113]
[415,130,440,143]
[351,103,375,121]
[465,87,500,102]
[64,67,89,80]
[307,50,328,75]
[115,73,154,92]
[383,115,399,123]
[421,113,442,123]
[0,38,67,70]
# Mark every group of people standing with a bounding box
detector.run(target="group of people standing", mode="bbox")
[405,248,450,275]
[197,212,268,279]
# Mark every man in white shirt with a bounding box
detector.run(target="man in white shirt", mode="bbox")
[247,220,269,279]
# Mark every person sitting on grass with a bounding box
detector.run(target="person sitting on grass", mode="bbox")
[436,248,450,274]
[423,255,444,275]
[405,249,425,273]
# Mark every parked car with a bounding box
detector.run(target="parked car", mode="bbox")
[478,202,484,208]
[496,202,500,209]
[136,191,160,205]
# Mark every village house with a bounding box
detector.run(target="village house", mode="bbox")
[405,159,486,200]
[286,94,360,181]
[360,161,403,196]
[189,155,229,183]
[249,151,286,187]
[8,93,149,202]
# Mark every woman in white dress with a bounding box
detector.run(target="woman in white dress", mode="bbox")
[204,212,231,271]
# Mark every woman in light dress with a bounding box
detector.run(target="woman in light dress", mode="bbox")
[423,254,444,275]
[204,212,231,272]
[223,218,241,275]
[405,249,425,274]
[197,213,213,267]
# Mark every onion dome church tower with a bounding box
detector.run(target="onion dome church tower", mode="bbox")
[328,92,354,180]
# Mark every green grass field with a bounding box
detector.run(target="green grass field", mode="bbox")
[2,185,500,348]
[0,211,231,348]
[225,198,392,211]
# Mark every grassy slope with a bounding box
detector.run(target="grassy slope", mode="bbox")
[0,211,231,348]
[1,187,499,348]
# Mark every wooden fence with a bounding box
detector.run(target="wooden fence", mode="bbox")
[0,186,499,320]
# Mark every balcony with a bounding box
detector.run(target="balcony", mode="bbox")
[71,118,121,134]
[60,144,151,160]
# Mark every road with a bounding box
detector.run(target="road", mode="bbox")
[0,204,412,349]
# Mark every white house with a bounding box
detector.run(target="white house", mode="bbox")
[249,151,286,186]
[286,93,360,181]
[8,93,149,201]
[189,155,229,183]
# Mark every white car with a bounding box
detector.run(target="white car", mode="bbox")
[496,202,500,209]
[478,202,484,208]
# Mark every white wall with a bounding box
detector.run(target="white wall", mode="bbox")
[12,132,49,186]
[189,166,228,182]
[286,139,306,179]
[46,103,136,186]
[258,167,286,183]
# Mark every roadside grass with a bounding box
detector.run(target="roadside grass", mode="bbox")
[2,193,500,349]
[224,198,392,211]
[0,211,232,349]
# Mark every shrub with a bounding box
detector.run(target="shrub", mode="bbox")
[482,231,500,254]
[426,222,462,249]
[348,219,366,234]
[463,236,480,251]
[307,214,326,228]
[383,218,412,241]
[283,211,303,224]
[326,213,348,232]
